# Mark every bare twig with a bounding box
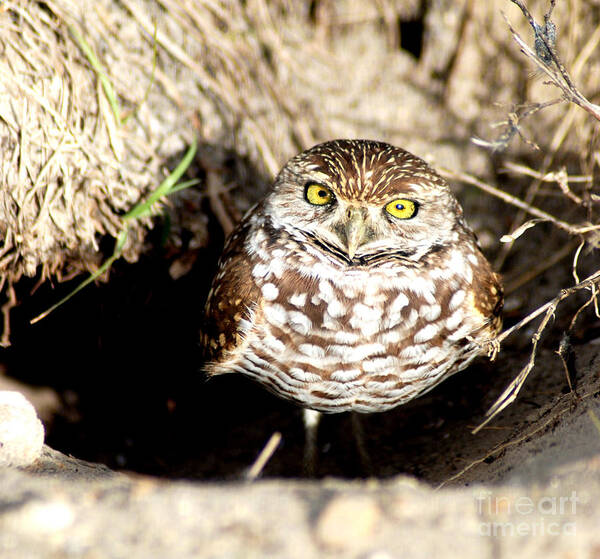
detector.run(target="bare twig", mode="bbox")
[473,0,600,156]
[555,332,574,392]
[1,283,16,347]
[438,167,600,238]
[474,269,600,433]
[206,170,239,237]
[472,100,561,152]
[244,431,282,481]
[506,0,600,122]
[502,162,591,206]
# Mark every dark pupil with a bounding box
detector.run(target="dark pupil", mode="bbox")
[318,190,328,198]
[395,203,405,210]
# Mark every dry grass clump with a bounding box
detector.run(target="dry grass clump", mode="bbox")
[0,0,326,343]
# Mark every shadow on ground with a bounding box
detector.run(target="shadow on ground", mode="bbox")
[2,231,599,483]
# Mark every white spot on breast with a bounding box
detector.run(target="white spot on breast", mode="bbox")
[361,322,380,337]
[288,311,312,336]
[289,293,307,307]
[333,330,360,344]
[327,299,346,318]
[449,289,466,310]
[364,378,398,390]
[422,303,441,321]
[399,344,428,359]
[463,266,473,283]
[298,343,325,359]
[319,279,334,298]
[350,305,378,335]
[252,263,269,279]
[380,329,401,344]
[364,281,380,298]
[364,292,387,307]
[351,303,383,325]
[417,346,446,364]
[310,382,346,399]
[468,252,479,265]
[411,280,437,304]
[322,315,340,330]
[399,364,435,382]
[261,283,279,301]
[429,266,454,282]
[413,323,439,343]
[264,303,287,326]
[445,309,464,330]
[390,292,409,313]
[331,369,362,382]
[405,308,419,327]
[270,258,285,279]
[343,283,359,299]
[448,250,473,283]
[447,323,474,342]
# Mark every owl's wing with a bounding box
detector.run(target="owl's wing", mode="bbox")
[202,222,263,370]
[473,263,504,336]
[465,227,504,335]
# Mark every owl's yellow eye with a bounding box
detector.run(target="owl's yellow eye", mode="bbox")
[305,183,334,206]
[385,198,417,219]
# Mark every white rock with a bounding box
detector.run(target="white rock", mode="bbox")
[0,391,45,467]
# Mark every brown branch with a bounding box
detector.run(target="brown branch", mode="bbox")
[505,1,600,122]
[474,268,600,433]
[438,167,599,238]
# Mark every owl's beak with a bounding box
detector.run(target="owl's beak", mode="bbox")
[344,207,368,260]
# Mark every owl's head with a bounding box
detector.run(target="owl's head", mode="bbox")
[265,139,467,263]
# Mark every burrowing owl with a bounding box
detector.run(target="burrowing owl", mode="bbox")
[203,139,502,414]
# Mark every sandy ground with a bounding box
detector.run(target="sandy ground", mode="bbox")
[1,340,599,557]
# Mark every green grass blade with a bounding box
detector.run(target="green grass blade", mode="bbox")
[167,178,201,194]
[30,138,198,324]
[69,25,122,125]
[30,230,128,324]
[123,136,197,221]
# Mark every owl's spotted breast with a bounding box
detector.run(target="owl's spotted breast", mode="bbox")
[203,139,503,413]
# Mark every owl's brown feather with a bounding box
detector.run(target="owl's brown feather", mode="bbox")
[202,221,263,364]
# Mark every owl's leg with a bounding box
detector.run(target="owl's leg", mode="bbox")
[351,412,373,475]
[302,408,321,476]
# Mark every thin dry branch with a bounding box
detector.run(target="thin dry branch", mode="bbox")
[244,431,282,481]
[501,162,593,207]
[507,0,600,122]
[438,167,600,240]
[474,0,600,154]
[474,268,600,433]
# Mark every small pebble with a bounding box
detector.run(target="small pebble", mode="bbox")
[0,391,45,467]
[315,495,380,549]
